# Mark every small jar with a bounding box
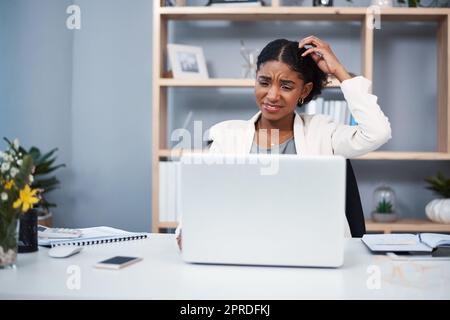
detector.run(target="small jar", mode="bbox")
[18,209,38,253]
[372,185,398,222]
[313,0,333,6]
[371,0,393,7]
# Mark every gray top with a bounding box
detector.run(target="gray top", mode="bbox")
[250,136,297,154]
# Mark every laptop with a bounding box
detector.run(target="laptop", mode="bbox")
[178,153,346,268]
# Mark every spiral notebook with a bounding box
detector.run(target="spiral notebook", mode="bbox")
[38,226,149,247]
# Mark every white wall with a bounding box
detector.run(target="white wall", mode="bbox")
[69,0,152,230]
[0,0,74,227]
[0,0,153,231]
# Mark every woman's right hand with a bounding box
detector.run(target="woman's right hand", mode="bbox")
[298,35,351,82]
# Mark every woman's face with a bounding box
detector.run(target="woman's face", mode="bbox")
[255,60,312,123]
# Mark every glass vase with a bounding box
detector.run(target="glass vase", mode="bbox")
[371,0,393,7]
[313,0,333,6]
[240,49,258,79]
[0,217,20,269]
[371,185,398,222]
[239,40,258,80]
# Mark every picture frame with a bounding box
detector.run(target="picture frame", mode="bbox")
[167,44,209,79]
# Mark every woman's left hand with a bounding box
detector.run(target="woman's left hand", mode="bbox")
[298,36,351,82]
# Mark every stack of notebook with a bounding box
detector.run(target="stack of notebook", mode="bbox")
[38,226,149,248]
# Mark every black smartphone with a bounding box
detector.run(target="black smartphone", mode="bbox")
[94,256,142,269]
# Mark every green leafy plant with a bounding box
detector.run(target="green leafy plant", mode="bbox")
[397,0,421,6]
[376,199,393,214]
[10,139,66,214]
[425,172,450,198]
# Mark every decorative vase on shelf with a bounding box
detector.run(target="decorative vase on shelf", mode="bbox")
[240,40,258,80]
[0,218,20,269]
[425,199,450,224]
[424,172,450,224]
[371,185,399,222]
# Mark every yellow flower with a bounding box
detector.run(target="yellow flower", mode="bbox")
[13,185,39,213]
[4,180,14,190]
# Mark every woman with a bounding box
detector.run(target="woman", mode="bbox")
[176,36,391,249]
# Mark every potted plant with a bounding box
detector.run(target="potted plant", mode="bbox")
[15,142,65,227]
[425,172,450,224]
[1,138,38,267]
[397,0,421,6]
[371,185,399,222]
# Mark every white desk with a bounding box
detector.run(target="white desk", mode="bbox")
[1,234,449,299]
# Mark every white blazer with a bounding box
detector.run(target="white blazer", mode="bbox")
[175,76,392,239]
[208,76,392,158]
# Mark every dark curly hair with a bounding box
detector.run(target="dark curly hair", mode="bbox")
[256,39,328,107]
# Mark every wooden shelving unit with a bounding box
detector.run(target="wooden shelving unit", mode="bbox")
[156,218,450,234]
[159,75,341,87]
[366,218,450,234]
[159,6,448,21]
[159,149,450,160]
[152,1,450,232]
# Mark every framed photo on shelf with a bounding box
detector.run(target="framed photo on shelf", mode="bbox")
[167,44,209,79]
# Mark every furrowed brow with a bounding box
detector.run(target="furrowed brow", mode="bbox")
[280,79,295,85]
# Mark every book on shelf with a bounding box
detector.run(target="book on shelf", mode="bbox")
[207,0,263,6]
[159,161,168,222]
[323,100,330,116]
[38,226,149,248]
[362,233,450,256]
[303,98,354,125]
[159,161,179,222]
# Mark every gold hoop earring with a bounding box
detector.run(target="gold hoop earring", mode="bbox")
[299,98,304,105]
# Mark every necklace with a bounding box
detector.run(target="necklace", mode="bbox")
[256,119,293,147]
